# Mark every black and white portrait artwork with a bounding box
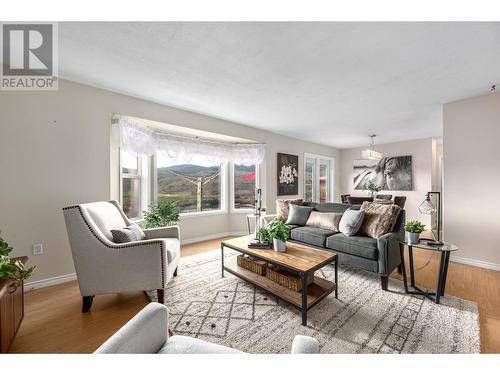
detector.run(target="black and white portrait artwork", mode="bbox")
[353,156,413,191]
[277,153,299,196]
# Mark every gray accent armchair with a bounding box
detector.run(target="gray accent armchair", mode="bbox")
[95,303,320,354]
[62,201,180,312]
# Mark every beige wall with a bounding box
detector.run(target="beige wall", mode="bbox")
[0,79,339,283]
[443,91,500,268]
[338,138,434,227]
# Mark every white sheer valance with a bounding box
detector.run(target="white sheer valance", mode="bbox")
[114,115,265,166]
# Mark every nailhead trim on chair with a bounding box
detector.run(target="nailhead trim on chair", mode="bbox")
[63,204,165,288]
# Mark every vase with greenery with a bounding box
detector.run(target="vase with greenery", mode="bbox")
[404,220,426,244]
[142,200,181,229]
[367,180,382,197]
[0,232,34,292]
[267,220,291,253]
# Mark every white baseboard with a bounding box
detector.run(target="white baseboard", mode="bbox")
[25,273,77,291]
[25,232,247,291]
[450,255,500,271]
[180,231,247,245]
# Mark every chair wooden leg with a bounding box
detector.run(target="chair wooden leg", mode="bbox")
[174,267,178,277]
[157,289,165,304]
[82,296,94,313]
[397,264,403,274]
[380,276,389,291]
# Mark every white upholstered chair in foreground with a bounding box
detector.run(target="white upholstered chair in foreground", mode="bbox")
[95,303,320,354]
[63,200,180,312]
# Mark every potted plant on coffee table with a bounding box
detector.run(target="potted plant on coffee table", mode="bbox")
[404,220,426,245]
[267,220,291,253]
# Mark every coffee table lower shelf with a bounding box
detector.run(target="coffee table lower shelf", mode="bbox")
[223,260,336,324]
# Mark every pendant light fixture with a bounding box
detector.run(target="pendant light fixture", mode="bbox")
[361,135,383,160]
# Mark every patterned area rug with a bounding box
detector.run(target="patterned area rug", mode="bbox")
[147,248,480,353]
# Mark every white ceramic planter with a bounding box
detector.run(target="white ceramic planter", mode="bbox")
[407,232,420,245]
[273,238,286,253]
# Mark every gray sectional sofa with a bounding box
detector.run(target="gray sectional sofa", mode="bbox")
[287,202,404,290]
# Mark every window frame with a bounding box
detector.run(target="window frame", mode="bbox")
[230,162,260,213]
[152,153,228,218]
[119,149,148,221]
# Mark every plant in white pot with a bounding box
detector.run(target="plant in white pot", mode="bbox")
[404,220,426,245]
[267,220,291,253]
[367,180,382,197]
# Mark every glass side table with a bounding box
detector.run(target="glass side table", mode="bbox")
[398,239,458,304]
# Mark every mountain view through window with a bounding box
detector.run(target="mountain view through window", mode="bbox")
[156,153,222,213]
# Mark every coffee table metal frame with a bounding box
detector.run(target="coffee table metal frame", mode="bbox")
[221,240,337,326]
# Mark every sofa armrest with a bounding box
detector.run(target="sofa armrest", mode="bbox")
[291,335,320,354]
[143,225,180,240]
[377,231,404,276]
[95,303,169,354]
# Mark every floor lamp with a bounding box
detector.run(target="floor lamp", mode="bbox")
[418,191,443,245]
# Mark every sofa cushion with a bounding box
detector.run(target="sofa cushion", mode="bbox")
[306,211,342,232]
[291,226,337,247]
[158,335,242,354]
[311,202,350,214]
[276,198,303,221]
[286,204,314,226]
[358,202,401,239]
[326,233,378,260]
[83,201,128,241]
[338,208,365,236]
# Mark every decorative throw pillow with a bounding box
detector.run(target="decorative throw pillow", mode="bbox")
[111,223,146,243]
[338,208,365,236]
[358,202,401,239]
[306,211,342,232]
[285,204,313,226]
[276,198,303,221]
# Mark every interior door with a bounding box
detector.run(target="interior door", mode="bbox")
[304,157,316,202]
[304,156,332,203]
[318,159,331,203]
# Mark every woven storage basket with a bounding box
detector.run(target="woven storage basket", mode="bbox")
[266,265,314,292]
[237,255,267,275]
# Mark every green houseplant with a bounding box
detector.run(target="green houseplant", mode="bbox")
[258,227,271,244]
[267,220,291,253]
[367,180,382,197]
[404,220,426,244]
[0,233,34,292]
[142,200,181,229]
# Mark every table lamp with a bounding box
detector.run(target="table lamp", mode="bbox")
[418,191,443,246]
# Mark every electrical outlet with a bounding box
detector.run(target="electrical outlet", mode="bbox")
[32,243,44,255]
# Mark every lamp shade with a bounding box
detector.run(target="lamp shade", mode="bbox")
[361,149,383,160]
[418,196,436,215]
[361,135,383,160]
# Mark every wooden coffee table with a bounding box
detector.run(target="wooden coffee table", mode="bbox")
[221,235,337,326]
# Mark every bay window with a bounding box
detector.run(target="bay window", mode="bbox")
[116,115,265,219]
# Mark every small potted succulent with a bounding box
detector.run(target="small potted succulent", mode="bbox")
[267,220,291,253]
[404,220,426,245]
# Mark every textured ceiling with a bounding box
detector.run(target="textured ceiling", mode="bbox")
[59,22,500,148]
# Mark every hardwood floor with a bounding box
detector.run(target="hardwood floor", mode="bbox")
[8,236,500,353]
